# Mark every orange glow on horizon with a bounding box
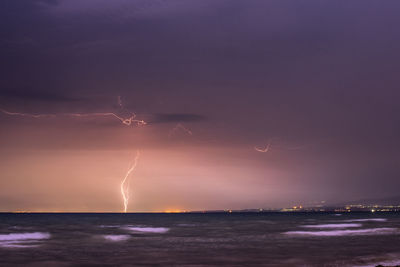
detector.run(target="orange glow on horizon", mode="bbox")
[164,209,185,213]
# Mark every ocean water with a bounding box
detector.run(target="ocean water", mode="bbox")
[0,213,399,266]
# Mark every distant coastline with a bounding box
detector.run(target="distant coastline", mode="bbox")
[2,204,400,214]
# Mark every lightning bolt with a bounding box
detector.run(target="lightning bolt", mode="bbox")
[0,95,146,126]
[67,112,146,126]
[254,141,271,153]
[0,109,56,118]
[168,123,193,138]
[0,109,146,126]
[120,150,140,213]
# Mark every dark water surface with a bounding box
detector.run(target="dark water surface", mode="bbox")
[0,213,399,266]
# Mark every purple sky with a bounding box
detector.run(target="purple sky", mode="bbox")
[1,0,400,211]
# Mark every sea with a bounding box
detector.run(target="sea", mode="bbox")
[0,212,399,266]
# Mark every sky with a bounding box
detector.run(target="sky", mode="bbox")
[1,0,400,212]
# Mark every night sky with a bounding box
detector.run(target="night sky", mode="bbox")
[1,0,400,212]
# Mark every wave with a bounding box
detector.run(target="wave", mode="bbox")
[177,223,196,227]
[0,232,50,241]
[103,235,130,242]
[124,227,169,233]
[301,223,362,229]
[0,243,39,248]
[356,260,400,267]
[344,218,387,222]
[354,253,400,267]
[0,232,50,248]
[284,227,397,237]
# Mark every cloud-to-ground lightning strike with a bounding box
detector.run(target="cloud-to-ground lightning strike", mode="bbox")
[254,141,271,153]
[168,123,193,138]
[120,151,140,213]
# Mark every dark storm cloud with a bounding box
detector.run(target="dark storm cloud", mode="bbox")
[0,0,59,10]
[151,113,206,124]
[1,0,400,205]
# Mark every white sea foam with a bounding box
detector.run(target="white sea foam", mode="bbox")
[125,227,169,233]
[0,243,38,248]
[345,218,387,222]
[103,235,130,242]
[284,227,397,237]
[301,223,362,229]
[0,240,39,248]
[0,232,50,241]
[0,232,50,248]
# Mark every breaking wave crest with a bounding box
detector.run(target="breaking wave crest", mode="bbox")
[0,232,50,248]
[103,235,130,241]
[284,227,397,237]
[301,223,362,229]
[345,218,387,222]
[124,227,169,233]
